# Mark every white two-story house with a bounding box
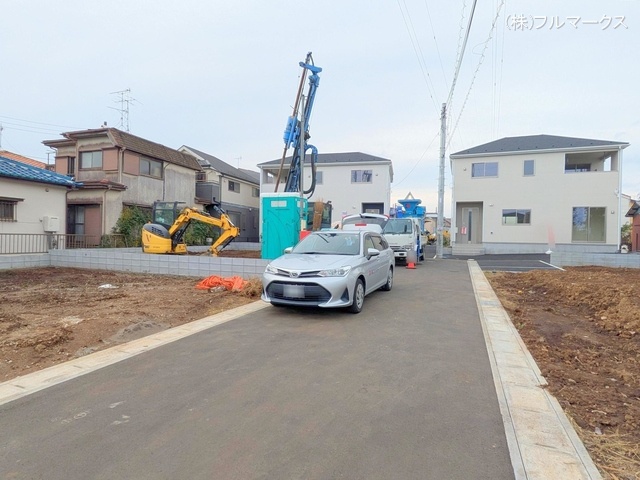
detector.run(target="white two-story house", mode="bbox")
[257,152,393,227]
[449,134,630,255]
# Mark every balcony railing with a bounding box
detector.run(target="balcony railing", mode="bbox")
[0,234,128,254]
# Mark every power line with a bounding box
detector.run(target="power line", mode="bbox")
[0,114,82,130]
[448,0,505,147]
[396,0,440,115]
[0,120,62,135]
[424,0,449,87]
[446,0,478,107]
[392,131,440,188]
[494,0,507,138]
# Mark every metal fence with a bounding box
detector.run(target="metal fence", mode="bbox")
[0,234,128,254]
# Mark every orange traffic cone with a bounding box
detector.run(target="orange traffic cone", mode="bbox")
[406,261,416,269]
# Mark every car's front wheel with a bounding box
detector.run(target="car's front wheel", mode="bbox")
[380,267,393,291]
[348,279,365,313]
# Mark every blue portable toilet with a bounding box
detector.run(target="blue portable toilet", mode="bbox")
[261,193,308,260]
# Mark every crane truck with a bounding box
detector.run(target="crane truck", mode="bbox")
[141,201,239,255]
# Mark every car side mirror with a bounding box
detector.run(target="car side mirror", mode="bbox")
[367,248,380,258]
[284,247,293,254]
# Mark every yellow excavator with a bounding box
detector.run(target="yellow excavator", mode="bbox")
[141,201,239,255]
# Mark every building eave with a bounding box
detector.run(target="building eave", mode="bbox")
[450,143,630,159]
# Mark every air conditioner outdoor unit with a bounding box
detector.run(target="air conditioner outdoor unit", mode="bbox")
[43,215,60,232]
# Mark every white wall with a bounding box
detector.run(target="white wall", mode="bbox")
[218,175,260,209]
[452,151,620,247]
[260,162,392,226]
[0,178,68,234]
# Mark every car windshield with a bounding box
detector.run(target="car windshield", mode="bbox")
[292,233,361,255]
[383,219,413,234]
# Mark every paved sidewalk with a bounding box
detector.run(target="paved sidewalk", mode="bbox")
[468,260,602,479]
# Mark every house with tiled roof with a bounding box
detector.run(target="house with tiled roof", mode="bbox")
[449,134,630,255]
[43,128,202,243]
[257,152,393,228]
[0,154,80,236]
[179,146,261,242]
[0,150,48,169]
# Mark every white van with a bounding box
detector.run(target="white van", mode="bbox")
[340,213,388,233]
[382,217,424,263]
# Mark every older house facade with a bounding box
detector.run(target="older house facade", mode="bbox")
[43,128,202,242]
[179,146,260,242]
[450,135,630,255]
[258,152,393,227]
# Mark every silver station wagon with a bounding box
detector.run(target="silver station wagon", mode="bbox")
[261,230,394,313]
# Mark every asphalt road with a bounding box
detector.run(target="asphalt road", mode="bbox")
[425,245,558,272]
[0,259,515,480]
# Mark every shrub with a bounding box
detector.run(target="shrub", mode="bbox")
[621,222,632,247]
[442,230,451,247]
[113,206,151,247]
[184,222,220,246]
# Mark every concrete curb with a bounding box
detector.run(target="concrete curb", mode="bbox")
[0,301,269,407]
[468,260,603,479]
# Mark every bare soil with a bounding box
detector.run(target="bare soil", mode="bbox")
[1,259,638,478]
[0,255,262,381]
[487,267,640,479]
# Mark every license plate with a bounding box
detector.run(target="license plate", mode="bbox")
[283,285,304,298]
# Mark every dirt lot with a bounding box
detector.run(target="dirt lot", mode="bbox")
[1,260,638,478]
[488,267,640,479]
[0,252,262,382]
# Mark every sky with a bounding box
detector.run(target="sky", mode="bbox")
[1,0,639,217]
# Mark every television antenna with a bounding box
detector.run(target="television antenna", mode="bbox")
[109,89,138,132]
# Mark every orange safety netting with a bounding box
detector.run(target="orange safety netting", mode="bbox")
[195,275,247,291]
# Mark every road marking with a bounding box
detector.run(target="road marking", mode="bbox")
[538,260,565,271]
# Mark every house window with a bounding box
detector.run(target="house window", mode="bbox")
[264,171,276,184]
[572,207,606,242]
[523,160,535,176]
[351,170,372,183]
[79,151,103,169]
[252,187,260,197]
[196,171,207,182]
[502,209,531,225]
[140,157,162,178]
[565,163,591,173]
[315,171,323,185]
[68,205,85,234]
[228,180,239,192]
[67,157,76,176]
[471,162,498,177]
[0,199,19,221]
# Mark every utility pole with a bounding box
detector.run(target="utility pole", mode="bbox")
[436,103,446,258]
[436,0,478,259]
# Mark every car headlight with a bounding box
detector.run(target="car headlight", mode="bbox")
[265,263,278,274]
[318,266,351,277]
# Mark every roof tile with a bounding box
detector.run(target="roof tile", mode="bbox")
[451,134,629,157]
[0,155,80,187]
